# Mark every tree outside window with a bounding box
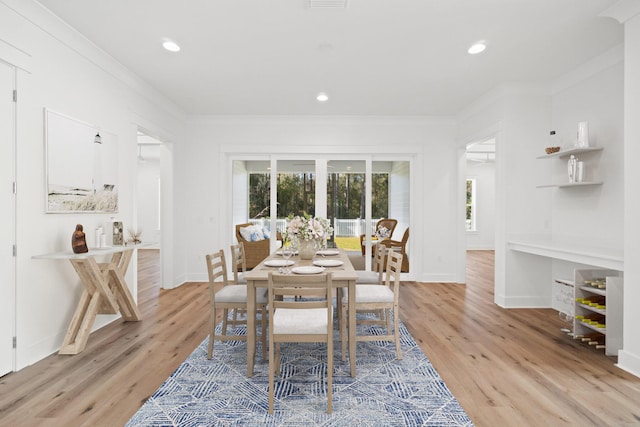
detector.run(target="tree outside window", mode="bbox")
[248,171,389,233]
[466,178,476,232]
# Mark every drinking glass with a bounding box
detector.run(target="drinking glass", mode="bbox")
[281,245,293,274]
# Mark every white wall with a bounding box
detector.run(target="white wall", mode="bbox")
[550,48,624,249]
[183,116,458,283]
[603,0,640,379]
[466,160,495,250]
[1,0,186,370]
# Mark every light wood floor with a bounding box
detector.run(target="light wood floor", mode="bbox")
[1,250,639,426]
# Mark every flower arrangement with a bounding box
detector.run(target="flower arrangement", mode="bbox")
[283,214,334,242]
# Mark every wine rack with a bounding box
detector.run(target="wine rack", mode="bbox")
[573,269,623,356]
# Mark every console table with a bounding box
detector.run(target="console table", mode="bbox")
[33,245,143,355]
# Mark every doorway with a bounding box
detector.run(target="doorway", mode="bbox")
[465,138,496,251]
[136,132,162,298]
[463,138,496,287]
[231,156,411,274]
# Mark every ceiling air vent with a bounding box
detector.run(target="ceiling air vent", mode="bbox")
[308,0,348,8]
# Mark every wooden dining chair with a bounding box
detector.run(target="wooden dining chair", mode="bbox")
[340,249,403,361]
[355,242,386,284]
[228,243,255,347]
[267,272,334,414]
[205,249,267,360]
[230,242,248,285]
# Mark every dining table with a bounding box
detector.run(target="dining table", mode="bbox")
[243,247,358,377]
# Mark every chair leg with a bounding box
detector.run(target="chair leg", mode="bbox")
[221,308,229,335]
[340,303,347,362]
[393,306,402,360]
[268,335,275,414]
[261,306,267,361]
[276,343,281,375]
[385,307,392,333]
[327,335,333,414]
[232,307,239,325]
[207,305,216,360]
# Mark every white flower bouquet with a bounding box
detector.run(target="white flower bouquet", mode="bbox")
[283,214,334,242]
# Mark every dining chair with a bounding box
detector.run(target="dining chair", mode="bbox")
[340,249,403,361]
[355,242,386,284]
[267,272,334,414]
[205,249,267,360]
[228,243,252,340]
[230,242,248,285]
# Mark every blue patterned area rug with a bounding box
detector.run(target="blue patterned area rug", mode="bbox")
[127,313,473,427]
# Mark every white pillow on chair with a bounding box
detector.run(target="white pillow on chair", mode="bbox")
[239,225,265,242]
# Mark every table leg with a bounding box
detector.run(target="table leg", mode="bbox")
[247,280,256,377]
[109,251,141,321]
[59,288,102,355]
[348,279,356,377]
[59,250,141,355]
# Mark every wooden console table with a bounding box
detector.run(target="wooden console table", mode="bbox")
[33,245,143,355]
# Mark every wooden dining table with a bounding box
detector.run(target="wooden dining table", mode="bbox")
[243,248,358,377]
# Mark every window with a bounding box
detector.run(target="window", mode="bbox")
[466,178,476,232]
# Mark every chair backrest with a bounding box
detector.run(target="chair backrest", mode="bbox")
[383,249,403,299]
[372,243,387,282]
[230,243,247,283]
[376,218,398,239]
[268,272,333,315]
[205,250,229,301]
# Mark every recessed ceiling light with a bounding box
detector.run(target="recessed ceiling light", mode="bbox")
[317,92,329,102]
[162,38,181,52]
[468,42,486,55]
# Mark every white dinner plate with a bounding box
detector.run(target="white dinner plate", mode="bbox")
[316,250,339,256]
[264,259,295,267]
[313,259,344,267]
[291,266,325,275]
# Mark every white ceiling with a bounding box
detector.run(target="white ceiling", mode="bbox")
[36,0,622,116]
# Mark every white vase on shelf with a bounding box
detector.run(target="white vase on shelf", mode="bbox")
[576,121,589,148]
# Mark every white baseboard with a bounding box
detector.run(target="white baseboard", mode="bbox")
[466,245,495,251]
[497,295,550,308]
[419,273,457,283]
[617,350,640,379]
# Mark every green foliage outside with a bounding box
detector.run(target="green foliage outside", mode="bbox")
[248,172,389,236]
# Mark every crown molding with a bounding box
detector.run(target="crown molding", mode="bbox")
[600,0,640,23]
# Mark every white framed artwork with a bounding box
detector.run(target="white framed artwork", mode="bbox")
[44,109,118,213]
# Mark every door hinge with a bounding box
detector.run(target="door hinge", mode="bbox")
[13,182,17,194]
[12,337,16,348]
[13,245,16,257]
[12,90,17,102]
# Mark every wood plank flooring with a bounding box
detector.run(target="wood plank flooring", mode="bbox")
[1,249,639,426]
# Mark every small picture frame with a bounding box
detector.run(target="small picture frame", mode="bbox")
[112,221,123,245]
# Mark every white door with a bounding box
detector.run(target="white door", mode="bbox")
[0,60,16,376]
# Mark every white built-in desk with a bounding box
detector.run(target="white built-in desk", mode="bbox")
[508,238,623,271]
[33,244,146,354]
